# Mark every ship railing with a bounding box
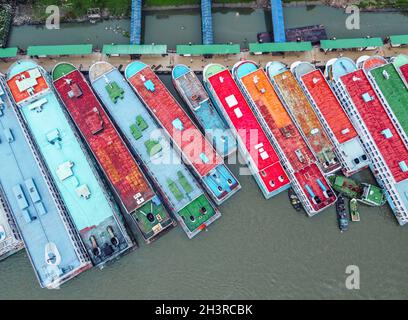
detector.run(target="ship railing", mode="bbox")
[11,100,92,262]
[332,79,408,224]
[0,185,22,245]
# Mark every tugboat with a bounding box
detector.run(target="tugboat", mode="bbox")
[350,198,360,222]
[336,194,349,232]
[328,174,385,207]
[288,188,302,212]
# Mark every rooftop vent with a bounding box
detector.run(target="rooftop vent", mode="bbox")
[382,70,390,80]
[399,161,408,173]
[225,95,238,108]
[362,92,373,103]
[381,128,393,139]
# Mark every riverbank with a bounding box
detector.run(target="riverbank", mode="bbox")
[11,1,408,27]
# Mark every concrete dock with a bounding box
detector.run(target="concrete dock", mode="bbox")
[0,44,407,74]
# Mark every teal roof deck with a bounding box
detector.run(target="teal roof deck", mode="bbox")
[7,61,132,266]
[102,44,167,55]
[390,35,408,46]
[321,38,383,50]
[27,45,93,57]
[177,44,240,55]
[249,41,312,53]
[370,63,408,139]
[0,74,89,287]
[172,64,237,157]
[89,62,220,238]
[0,47,18,58]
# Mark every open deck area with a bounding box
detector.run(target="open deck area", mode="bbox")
[89,62,219,238]
[7,60,131,266]
[52,63,154,215]
[340,70,408,183]
[236,62,335,213]
[267,62,340,175]
[370,63,408,140]
[204,64,289,197]
[0,73,90,287]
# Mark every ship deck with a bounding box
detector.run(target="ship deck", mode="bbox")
[0,75,87,286]
[269,67,339,174]
[370,63,408,138]
[53,64,154,214]
[126,62,239,204]
[125,62,221,177]
[340,69,408,183]
[7,60,131,266]
[206,66,289,194]
[239,66,335,211]
[301,69,358,144]
[89,63,220,235]
[172,65,236,157]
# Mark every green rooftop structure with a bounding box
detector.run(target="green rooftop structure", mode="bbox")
[105,81,124,103]
[390,35,408,47]
[0,47,17,58]
[178,194,216,232]
[370,63,408,139]
[27,44,93,57]
[176,44,240,55]
[102,44,167,56]
[249,41,312,54]
[320,38,383,51]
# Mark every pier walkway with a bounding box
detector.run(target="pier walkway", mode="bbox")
[271,0,286,42]
[130,0,142,45]
[201,0,214,44]
[0,43,407,75]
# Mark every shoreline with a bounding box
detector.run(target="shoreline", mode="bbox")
[11,2,408,27]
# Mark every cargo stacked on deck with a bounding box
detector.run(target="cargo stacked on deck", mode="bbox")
[2,65,93,288]
[125,61,241,205]
[266,61,341,176]
[89,62,221,239]
[233,60,336,215]
[6,60,133,268]
[326,57,408,225]
[203,63,290,199]
[293,62,370,176]
[52,63,174,243]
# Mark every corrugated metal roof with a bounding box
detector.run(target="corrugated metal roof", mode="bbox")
[102,44,167,55]
[0,47,17,58]
[390,34,408,46]
[27,44,93,56]
[177,44,240,55]
[249,42,312,53]
[320,38,383,50]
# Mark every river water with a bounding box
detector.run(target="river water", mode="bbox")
[8,6,408,49]
[2,6,408,299]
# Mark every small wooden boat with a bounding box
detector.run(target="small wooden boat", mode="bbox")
[288,188,302,212]
[350,198,360,222]
[336,194,349,232]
